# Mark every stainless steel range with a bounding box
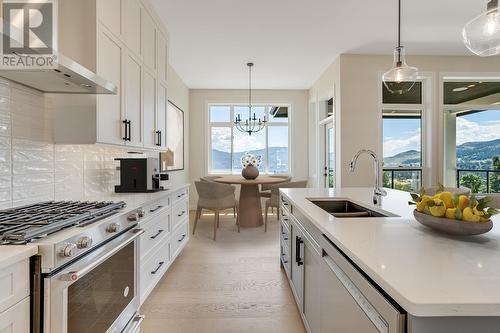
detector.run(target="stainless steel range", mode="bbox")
[0,201,145,333]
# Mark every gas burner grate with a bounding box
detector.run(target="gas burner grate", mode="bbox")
[0,201,126,244]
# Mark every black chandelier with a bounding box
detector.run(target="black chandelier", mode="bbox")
[234,63,267,136]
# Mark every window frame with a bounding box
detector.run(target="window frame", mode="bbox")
[380,78,428,192]
[207,103,292,176]
[441,75,500,193]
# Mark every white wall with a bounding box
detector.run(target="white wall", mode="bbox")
[189,89,309,206]
[309,54,500,189]
[167,65,190,187]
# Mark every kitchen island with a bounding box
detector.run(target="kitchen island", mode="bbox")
[280,187,500,333]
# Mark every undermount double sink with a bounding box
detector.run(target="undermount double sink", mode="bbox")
[309,199,394,218]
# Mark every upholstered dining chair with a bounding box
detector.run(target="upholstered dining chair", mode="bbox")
[264,180,308,232]
[193,181,239,240]
[486,194,500,209]
[259,175,291,198]
[200,176,237,217]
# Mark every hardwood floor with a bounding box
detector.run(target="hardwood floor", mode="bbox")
[140,210,306,333]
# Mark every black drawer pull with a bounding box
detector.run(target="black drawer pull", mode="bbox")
[295,236,304,266]
[150,229,164,239]
[177,193,185,198]
[151,261,165,274]
[150,205,163,213]
[178,234,186,242]
[283,237,288,241]
[177,211,185,217]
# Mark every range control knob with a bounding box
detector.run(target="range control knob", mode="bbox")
[127,212,139,222]
[77,236,93,249]
[61,243,77,257]
[106,222,120,233]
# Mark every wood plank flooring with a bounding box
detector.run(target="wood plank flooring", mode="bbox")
[140,210,306,333]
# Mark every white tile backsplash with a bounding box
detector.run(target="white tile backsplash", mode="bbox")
[0,80,143,209]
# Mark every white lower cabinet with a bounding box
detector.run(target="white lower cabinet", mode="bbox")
[139,187,190,304]
[0,297,29,333]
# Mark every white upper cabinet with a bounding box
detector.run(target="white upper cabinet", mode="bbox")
[156,82,167,147]
[142,12,157,71]
[123,0,142,56]
[54,0,169,149]
[98,0,122,38]
[143,71,157,148]
[157,33,168,83]
[97,29,123,145]
[124,53,143,146]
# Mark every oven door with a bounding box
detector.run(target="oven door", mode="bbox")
[44,228,144,333]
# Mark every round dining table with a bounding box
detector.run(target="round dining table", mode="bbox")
[213,176,285,228]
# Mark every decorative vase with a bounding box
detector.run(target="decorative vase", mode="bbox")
[242,165,259,180]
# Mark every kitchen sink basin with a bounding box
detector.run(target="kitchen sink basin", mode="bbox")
[308,199,392,218]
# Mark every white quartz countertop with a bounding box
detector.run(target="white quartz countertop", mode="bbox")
[280,187,500,317]
[0,245,37,268]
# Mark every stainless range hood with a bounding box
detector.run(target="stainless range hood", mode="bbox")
[0,52,117,94]
[0,16,117,95]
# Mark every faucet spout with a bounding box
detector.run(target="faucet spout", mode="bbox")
[349,149,387,205]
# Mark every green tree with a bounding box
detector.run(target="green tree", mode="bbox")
[460,173,486,193]
[491,156,500,193]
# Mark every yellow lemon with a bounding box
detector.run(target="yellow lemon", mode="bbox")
[439,192,454,209]
[458,195,470,211]
[429,199,446,217]
[445,208,458,220]
[463,207,480,222]
[416,195,432,213]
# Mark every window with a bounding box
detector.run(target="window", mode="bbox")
[209,104,290,174]
[381,81,424,192]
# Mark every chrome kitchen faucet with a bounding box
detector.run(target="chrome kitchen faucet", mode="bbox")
[349,149,387,205]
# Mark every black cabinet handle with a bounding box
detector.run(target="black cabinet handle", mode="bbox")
[122,120,128,141]
[158,131,162,146]
[178,234,186,242]
[295,236,303,266]
[150,229,164,240]
[150,205,163,213]
[127,120,131,141]
[151,261,165,274]
[177,211,185,217]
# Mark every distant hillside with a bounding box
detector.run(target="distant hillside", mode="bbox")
[212,147,288,173]
[456,138,500,169]
[384,138,500,169]
[384,150,421,167]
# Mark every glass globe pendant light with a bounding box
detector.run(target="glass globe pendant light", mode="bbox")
[382,0,418,94]
[463,0,500,57]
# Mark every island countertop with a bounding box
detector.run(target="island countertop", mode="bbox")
[280,187,500,317]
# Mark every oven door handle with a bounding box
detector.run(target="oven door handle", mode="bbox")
[122,314,145,333]
[60,228,144,282]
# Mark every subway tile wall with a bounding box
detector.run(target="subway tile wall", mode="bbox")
[0,79,145,209]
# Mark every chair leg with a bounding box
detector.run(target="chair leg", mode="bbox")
[265,202,269,232]
[192,207,202,235]
[213,211,219,241]
[277,206,280,221]
[235,205,240,233]
[217,211,220,228]
[233,206,236,218]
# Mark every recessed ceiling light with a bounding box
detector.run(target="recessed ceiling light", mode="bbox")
[453,87,469,92]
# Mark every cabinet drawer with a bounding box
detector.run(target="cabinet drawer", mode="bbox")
[171,221,189,259]
[0,260,29,313]
[0,297,29,333]
[171,187,188,204]
[141,196,170,222]
[280,195,290,211]
[140,212,171,260]
[172,199,188,230]
[140,239,170,302]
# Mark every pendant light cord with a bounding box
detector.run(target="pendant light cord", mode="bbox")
[248,63,252,120]
[397,0,402,64]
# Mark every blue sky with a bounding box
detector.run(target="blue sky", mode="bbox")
[383,110,500,158]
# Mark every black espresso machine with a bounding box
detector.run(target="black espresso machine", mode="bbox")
[115,157,168,193]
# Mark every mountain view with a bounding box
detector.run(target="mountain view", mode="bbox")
[212,147,289,173]
[384,138,500,170]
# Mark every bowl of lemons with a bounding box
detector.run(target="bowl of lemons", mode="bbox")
[411,186,499,236]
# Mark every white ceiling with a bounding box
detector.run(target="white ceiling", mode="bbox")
[150,0,487,90]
